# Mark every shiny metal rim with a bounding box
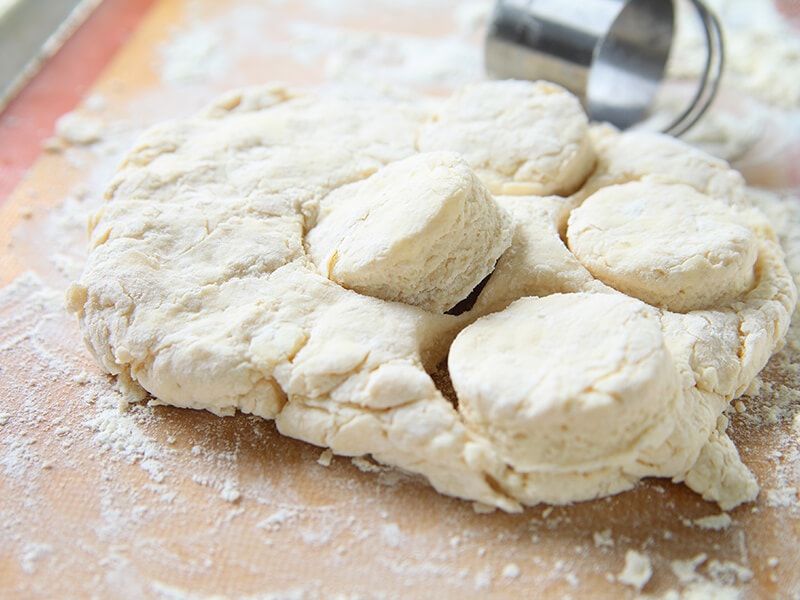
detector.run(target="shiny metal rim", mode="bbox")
[662,0,725,137]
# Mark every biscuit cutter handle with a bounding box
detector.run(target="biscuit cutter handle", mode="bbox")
[662,0,725,137]
[484,0,725,136]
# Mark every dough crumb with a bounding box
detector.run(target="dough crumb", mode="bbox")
[472,502,496,514]
[351,456,383,473]
[42,137,66,153]
[616,550,653,591]
[767,557,779,568]
[55,111,104,145]
[317,448,333,467]
[0,413,11,426]
[707,560,754,584]
[670,553,708,585]
[693,513,733,530]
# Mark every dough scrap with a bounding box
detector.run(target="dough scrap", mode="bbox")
[67,82,797,513]
[417,80,596,197]
[307,151,512,313]
[567,181,759,312]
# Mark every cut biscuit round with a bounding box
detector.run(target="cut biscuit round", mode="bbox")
[449,292,679,472]
[582,127,747,204]
[566,181,758,312]
[307,151,512,313]
[417,80,595,196]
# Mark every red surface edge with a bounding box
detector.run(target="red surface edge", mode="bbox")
[0,0,157,204]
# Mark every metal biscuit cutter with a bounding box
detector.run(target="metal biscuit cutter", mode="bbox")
[485,0,724,136]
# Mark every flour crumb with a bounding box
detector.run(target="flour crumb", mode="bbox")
[0,413,11,426]
[55,111,104,145]
[472,501,496,514]
[501,563,520,579]
[767,556,779,568]
[258,508,299,531]
[616,550,653,591]
[593,529,615,548]
[474,566,492,590]
[380,523,402,548]
[317,448,333,467]
[20,543,52,575]
[693,513,733,530]
[765,486,798,508]
[220,480,241,503]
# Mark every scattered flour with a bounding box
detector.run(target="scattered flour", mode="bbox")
[20,543,52,575]
[258,508,301,532]
[220,479,241,503]
[380,523,403,549]
[593,529,615,548]
[764,486,798,508]
[501,563,520,579]
[671,553,708,585]
[706,560,755,585]
[474,566,492,590]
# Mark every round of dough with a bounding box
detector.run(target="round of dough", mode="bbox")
[567,181,758,312]
[582,127,747,205]
[416,80,595,197]
[449,292,679,472]
[307,151,512,313]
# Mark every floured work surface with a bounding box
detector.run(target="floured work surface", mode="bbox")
[2,0,800,598]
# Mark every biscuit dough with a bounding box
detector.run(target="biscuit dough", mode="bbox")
[67,81,797,512]
[567,181,759,312]
[450,292,680,472]
[307,151,512,313]
[417,80,596,197]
